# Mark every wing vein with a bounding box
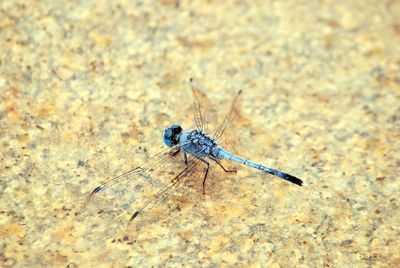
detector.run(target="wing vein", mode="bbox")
[214,89,242,140]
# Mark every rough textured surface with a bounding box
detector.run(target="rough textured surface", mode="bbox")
[1,0,399,267]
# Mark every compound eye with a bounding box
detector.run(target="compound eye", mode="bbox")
[170,124,182,133]
[163,125,182,147]
[163,128,173,147]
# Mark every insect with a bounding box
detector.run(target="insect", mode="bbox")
[88,79,303,228]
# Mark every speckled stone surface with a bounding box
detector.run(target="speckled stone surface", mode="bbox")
[1,0,399,267]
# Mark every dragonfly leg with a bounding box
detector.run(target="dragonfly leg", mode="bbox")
[194,157,210,194]
[202,161,210,194]
[183,152,188,166]
[171,148,181,156]
[210,158,237,173]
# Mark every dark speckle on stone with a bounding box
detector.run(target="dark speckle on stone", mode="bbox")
[27,142,37,149]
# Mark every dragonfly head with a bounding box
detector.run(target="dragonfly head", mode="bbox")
[163,124,182,147]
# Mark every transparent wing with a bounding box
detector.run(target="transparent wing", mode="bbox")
[189,78,219,133]
[127,155,205,231]
[88,145,181,198]
[86,144,191,223]
[211,89,248,159]
[190,78,204,130]
[189,79,245,146]
[213,89,243,141]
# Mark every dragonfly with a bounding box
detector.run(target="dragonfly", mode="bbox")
[88,79,303,228]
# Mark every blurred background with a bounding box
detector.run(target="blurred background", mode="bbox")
[1,0,399,267]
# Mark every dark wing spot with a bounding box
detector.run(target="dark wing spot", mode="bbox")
[129,211,140,222]
[90,186,102,196]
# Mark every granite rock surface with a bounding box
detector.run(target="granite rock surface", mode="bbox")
[1,0,399,267]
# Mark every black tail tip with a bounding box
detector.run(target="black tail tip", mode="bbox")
[273,171,303,186]
[286,175,303,186]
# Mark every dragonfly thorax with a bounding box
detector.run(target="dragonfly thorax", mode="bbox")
[179,129,217,157]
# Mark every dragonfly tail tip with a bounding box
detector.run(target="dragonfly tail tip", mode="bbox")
[287,175,303,186]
